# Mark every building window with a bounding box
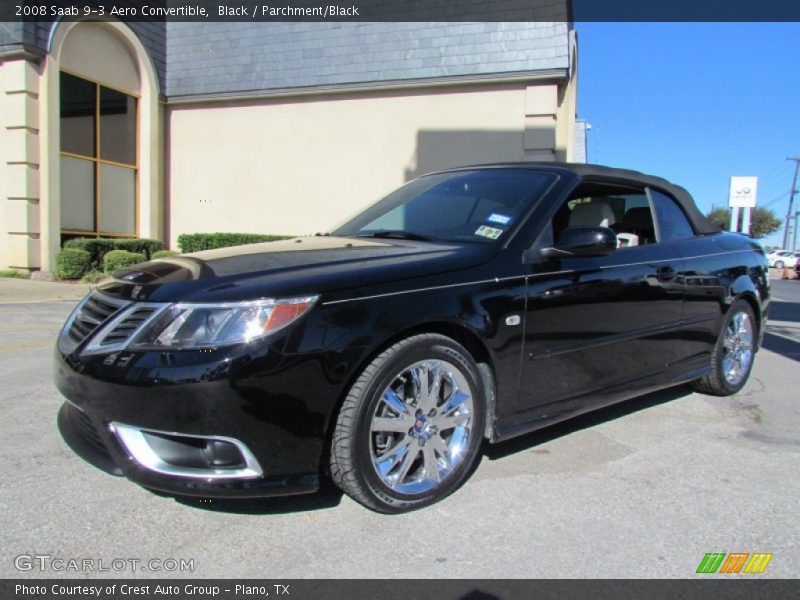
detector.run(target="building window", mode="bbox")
[60,71,138,240]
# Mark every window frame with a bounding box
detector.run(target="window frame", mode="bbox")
[59,69,139,240]
[645,186,697,244]
[551,181,656,252]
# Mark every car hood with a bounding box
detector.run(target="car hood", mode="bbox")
[99,236,495,303]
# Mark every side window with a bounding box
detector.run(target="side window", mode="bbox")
[550,183,657,249]
[650,189,695,242]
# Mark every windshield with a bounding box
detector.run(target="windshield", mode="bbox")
[332,169,556,244]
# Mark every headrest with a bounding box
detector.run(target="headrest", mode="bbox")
[624,207,653,229]
[569,202,616,228]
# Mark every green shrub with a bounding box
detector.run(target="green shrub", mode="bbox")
[151,249,179,259]
[64,237,164,269]
[56,249,91,280]
[103,250,146,274]
[177,233,291,253]
[80,270,107,284]
[0,268,29,279]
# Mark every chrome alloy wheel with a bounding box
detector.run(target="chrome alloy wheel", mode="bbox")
[369,359,474,495]
[722,311,754,386]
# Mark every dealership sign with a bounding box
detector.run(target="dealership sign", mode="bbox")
[729,176,758,208]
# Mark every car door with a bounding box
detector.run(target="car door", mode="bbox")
[648,187,728,367]
[517,182,685,416]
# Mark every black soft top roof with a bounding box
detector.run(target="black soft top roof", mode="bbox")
[439,162,721,235]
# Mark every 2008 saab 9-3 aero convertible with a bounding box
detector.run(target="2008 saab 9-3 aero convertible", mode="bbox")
[55,163,769,513]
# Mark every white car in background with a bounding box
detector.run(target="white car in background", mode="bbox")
[767,250,800,269]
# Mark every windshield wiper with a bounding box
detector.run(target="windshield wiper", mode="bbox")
[358,230,440,242]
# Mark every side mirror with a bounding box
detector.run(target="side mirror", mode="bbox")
[540,226,617,259]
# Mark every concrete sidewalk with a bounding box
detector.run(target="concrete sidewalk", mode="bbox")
[0,278,91,304]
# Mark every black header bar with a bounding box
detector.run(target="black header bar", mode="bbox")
[3,579,800,600]
[1,0,799,23]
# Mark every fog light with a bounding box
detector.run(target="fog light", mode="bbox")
[203,439,243,467]
[110,422,263,480]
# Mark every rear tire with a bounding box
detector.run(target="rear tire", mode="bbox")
[329,334,485,513]
[691,299,757,396]
[774,260,785,269]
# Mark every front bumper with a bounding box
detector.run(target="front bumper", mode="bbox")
[54,341,352,498]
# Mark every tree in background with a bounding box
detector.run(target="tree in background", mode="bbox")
[706,207,782,239]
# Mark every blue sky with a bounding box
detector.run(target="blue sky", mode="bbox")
[575,22,800,247]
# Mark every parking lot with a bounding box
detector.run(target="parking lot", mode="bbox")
[1,277,798,579]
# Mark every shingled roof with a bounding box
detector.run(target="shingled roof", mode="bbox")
[166,21,570,98]
[1,17,571,99]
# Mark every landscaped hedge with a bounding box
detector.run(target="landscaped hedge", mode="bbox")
[151,249,179,259]
[177,233,291,254]
[63,238,164,269]
[80,270,108,284]
[56,249,92,280]
[104,250,147,274]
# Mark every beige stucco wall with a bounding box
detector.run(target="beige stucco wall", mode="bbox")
[167,79,573,247]
[0,60,6,269]
[0,58,41,270]
[557,32,579,163]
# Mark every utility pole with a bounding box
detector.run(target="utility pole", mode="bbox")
[783,157,800,249]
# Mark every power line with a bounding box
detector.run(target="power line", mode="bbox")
[760,161,793,184]
[760,171,793,195]
[759,170,794,196]
[761,191,789,209]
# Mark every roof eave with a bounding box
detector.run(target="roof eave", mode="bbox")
[166,67,569,105]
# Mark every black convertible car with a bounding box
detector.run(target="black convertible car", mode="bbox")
[55,163,769,513]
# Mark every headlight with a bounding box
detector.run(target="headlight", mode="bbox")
[130,296,318,350]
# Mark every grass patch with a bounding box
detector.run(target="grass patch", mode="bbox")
[0,269,29,279]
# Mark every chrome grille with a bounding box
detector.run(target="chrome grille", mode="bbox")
[97,306,161,346]
[79,301,168,356]
[60,292,131,353]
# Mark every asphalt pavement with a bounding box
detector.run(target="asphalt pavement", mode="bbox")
[0,278,91,304]
[0,278,798,579]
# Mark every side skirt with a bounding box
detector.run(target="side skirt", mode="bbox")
[489,356,711,444]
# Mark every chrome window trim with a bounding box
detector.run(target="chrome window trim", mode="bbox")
[321,249,755,306]
[109,422,264,480]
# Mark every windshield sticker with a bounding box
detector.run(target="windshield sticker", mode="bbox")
[486,213,513,225]
[475,225,504,240]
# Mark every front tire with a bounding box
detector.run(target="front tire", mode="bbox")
[692,299,757,396]
[329,334,485,513]
[774,260,785,269]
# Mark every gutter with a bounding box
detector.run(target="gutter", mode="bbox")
[0,45,45,61]
[166,68,569,106]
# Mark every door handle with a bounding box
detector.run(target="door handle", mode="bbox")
[656,266,676,282]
